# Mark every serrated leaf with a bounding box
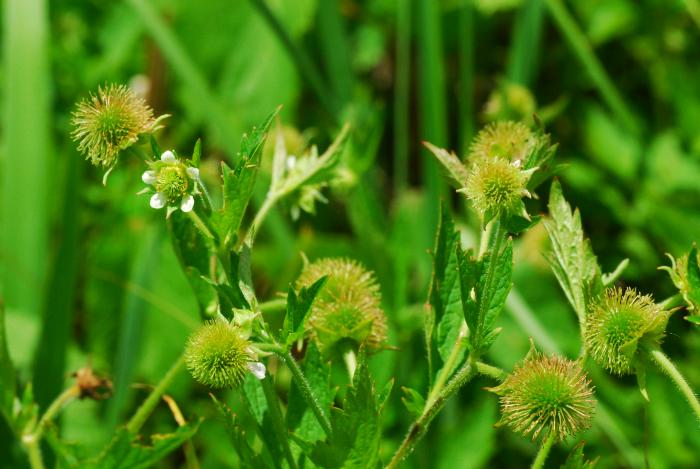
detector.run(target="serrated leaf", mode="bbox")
[310,354,382,468]
[560,441,598,469]
[400,387,425,418]
[168,211,215,319]
[686,247,700,311]
[287,343,334,442]
[428,205,466,375]
[212,108,279,244]
[458,235,513,355]
[242,375,284,465]
[282,277,328,346]
[211,395,274,468]
[543,180,602,323]
[423,142,469,190]
[79,422,200,469]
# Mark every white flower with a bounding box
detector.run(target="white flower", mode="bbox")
[139,150,201,216]
[247,361,266,380]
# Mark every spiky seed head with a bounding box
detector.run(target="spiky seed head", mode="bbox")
[295,258,387,355]
[584,287,670,375]
[71,84,156,167]
[489,353,595,442]
[468,121,534,164]
[184,321,253,389]
[462,157,527,218]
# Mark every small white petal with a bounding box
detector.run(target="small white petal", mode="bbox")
[150,192,167,209]
[180,194,195,212]
[186,167,200,179]
[160,150,176,163]
[286,155,297,170]
[247,362,266,380]
[142,170,157,185]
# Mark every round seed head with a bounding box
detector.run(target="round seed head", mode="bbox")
[184,321,253,389]
[585,287,670,375]
[463,157,526,218]
[71,84,156,167]
[468,121,534,164]
[295,258,387,355]
[489,353,595,442]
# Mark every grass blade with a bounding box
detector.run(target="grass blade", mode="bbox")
[393,0,411,194]
[507,0,546,86]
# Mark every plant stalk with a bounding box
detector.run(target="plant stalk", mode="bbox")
[126,354,185,433]
[260,376,298,469]
[386,358,476,468]
[278,349,332,438]
[531,431,556,469]
[649,349,700,424]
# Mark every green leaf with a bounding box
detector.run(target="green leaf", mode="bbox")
[686,247,700,312]
[458,233,513,355]
[242,374,284,464]
[423,141,469,190]
[48,422,202,469]
[400,386,425,418]
[0,300,15,424]
[287,343,334,442]
[210,394,274,468]
[168,211,215,319]
[282,277,328,346]
[428,205,466,375]
[543,180,602,323]
[191,138,202,167]
[310,354,383,468]
[212,108,279,244]
[560,441,598,469]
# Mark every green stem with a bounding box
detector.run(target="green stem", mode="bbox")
[544,0,637,134]
[386,358,477,468]
[21,384,81,469]
[426,323,467,407]
[278,349,332,438]
[342,347,357,384]
[476,361,506,380]
[260,376,298,469]
[187,210,215,241]
[658,293,683,310]
[259,298,287,315]
[649,349,700,424]
[243,194,277,247]
[126,354,185,433]
[531,431,556,469]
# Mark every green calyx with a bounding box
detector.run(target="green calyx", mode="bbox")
[184,321,253,389]
[489,351,595,442]
[295,258,387,356]
[584,287,671,375]
[71,84,157,167]
[155,164,190,201]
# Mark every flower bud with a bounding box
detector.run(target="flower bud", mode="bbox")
[489,352,595,442]
[71,84,160,167]
[468,120,534,165]
[295,258,387,355]
[184,321,264,389]
[461,157,527,220]
[584,287,670,375]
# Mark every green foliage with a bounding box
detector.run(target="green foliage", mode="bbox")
[282,277,328,347]
[543,180,603,323]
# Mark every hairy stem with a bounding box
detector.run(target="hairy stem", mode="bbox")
[22,384,81,469]
[531,431,556,469]
[244,193,277,247]
[260,376,298,469]
[649,349,700,424]
[278,349,332,438]
[476,361,506,380]
[386,358,476,468]
[126,354,185,433]
[187,210,215,241]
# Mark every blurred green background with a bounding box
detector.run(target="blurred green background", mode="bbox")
[2,0,700,467]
